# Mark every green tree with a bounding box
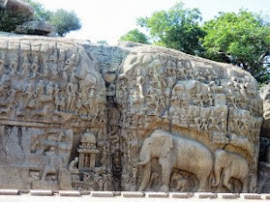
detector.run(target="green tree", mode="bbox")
[202,10,270,83]
[120,29,149,44]
[2,0,82,37]
[48,9,81,37]
[26,0,51,21]
[137,2,205,55]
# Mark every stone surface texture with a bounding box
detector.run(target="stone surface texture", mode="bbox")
[0,0,34,23]
[258,83,270,193]
[0,35,264,193]
[14,21,56,36]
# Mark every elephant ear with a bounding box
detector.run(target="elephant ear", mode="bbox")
[160,135,173,157]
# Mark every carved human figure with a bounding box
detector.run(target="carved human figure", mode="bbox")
[23,83,36,109]
[30,56,39,78]
[212,149,249,192]
[135,130,213,192]
[208,110,221,131]
[9,60,18,76]
[75,92,82,114]
[53,84,61,112]
[66,82,77,112]
[41,146,62,181]
[21,56,30,78]
[62,54,78,81]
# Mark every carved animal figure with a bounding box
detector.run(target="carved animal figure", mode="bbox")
[135,129,213,192]
[212,149,249,192]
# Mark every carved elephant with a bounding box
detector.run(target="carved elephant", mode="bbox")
[212,149,249,192]
[135,129,213,192]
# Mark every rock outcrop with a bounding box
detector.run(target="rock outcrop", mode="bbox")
[0,35,263,193]
[258,84,270,193]
[14,21,56,36]
[0,0,33,24]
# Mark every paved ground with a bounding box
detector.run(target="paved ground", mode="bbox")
[0,195,267,202]
[0,191,269,202]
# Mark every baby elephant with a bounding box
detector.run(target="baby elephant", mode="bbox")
[213,149,249,192]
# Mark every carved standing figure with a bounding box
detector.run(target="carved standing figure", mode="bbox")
[135,129,213,192]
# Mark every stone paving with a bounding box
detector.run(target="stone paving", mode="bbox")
[0,190,269,202]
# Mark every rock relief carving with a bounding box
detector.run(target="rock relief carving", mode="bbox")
[0,38,263,192]
[116,46,262,192]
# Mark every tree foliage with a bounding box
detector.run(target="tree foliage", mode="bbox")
[1,0,81,37]
[202,10,270,83]
[0,11,20,32]
[49,9,81,37]
[137,2,205,55]
[120,29,149,44]
[26,0,51,21]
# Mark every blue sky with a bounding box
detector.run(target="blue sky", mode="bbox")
[34,0,270,44]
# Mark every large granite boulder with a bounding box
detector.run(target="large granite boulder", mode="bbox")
[0,36,263,193]
[116,45,262,192]
[0,0,34,32]
[0,0,33,20]
[14,20,56,36]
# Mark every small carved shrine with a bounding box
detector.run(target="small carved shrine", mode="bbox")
[77,131,99,170]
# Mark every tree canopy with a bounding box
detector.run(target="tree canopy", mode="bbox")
[202,10,270,83]
[49,9,81,37]
[137,2,205,55]
[120,29,149,44]
[1,0,81,37]
[120,3,270,83]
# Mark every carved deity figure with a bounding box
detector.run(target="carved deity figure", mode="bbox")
[66,82,77,112]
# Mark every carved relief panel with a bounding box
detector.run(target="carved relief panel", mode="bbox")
[116,46,262,193]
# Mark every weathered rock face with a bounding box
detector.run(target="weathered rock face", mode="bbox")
[0,0,33,22]
[0,36,106,190]
[258,84,270,193]
[0,36,263,193]
[14,21,56,36]
[116,46,262,193]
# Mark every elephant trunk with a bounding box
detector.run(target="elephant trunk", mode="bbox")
[138,162,151,191]
[135,142,151,166]
[135,152,151,166]
[213,157,222,187]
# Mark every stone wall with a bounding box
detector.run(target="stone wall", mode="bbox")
[0,35,264,193]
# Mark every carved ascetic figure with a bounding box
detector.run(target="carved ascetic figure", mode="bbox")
[212,149,249,192]
[135,129,213,192]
